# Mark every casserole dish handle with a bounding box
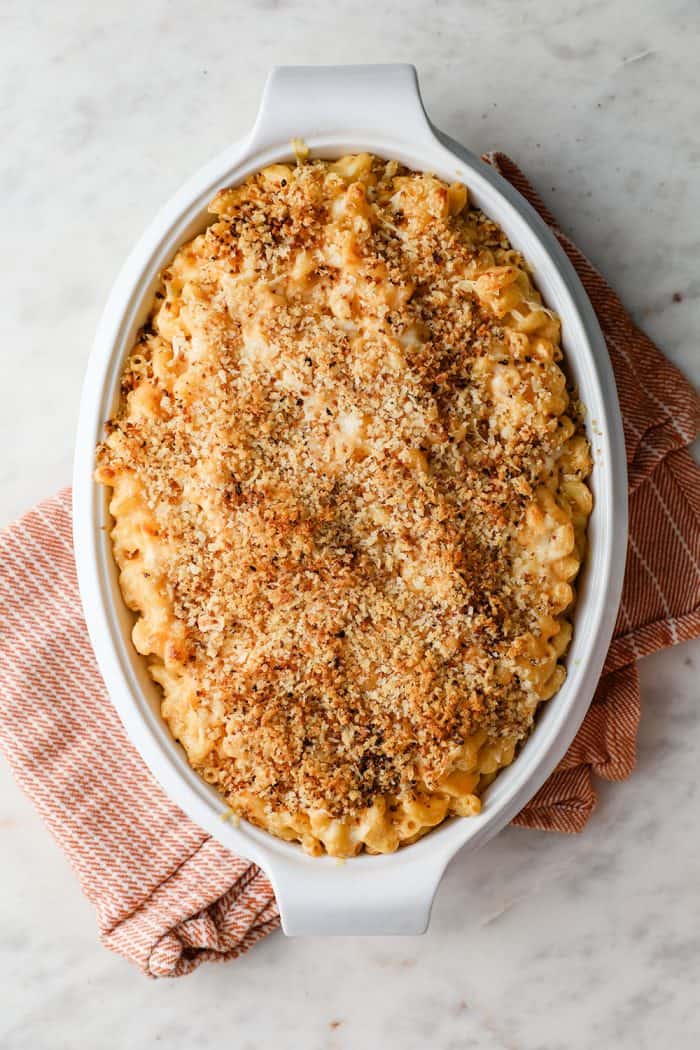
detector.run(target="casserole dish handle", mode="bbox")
[249,63,436,153]
[264,850,450,936]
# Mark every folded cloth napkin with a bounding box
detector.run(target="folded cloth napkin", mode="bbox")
[1,156,698,978]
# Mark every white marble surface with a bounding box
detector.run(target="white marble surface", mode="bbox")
[1,1,699,1047]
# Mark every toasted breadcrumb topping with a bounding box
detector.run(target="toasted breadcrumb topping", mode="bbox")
[96,154,591,855]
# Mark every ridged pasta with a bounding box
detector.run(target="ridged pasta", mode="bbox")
[96,154,592,857]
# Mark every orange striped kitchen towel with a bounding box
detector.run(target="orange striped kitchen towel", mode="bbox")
[0,156,698,977]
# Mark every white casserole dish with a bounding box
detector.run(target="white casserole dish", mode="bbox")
[73,64,628,935]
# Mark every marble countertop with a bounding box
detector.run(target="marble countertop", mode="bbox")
[1,1,698,1047]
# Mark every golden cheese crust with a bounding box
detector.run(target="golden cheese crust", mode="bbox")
[96,153,592,857]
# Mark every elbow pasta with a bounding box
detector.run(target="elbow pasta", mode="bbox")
[95,153,593,857]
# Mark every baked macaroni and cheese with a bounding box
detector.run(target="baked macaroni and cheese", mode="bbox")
[96,152,592,857]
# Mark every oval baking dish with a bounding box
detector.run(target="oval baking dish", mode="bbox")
[73,64,627,935]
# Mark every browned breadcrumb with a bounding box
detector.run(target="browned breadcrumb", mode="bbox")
[96,154,591,854]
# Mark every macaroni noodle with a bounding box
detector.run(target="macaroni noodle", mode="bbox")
[96,154,592,857]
